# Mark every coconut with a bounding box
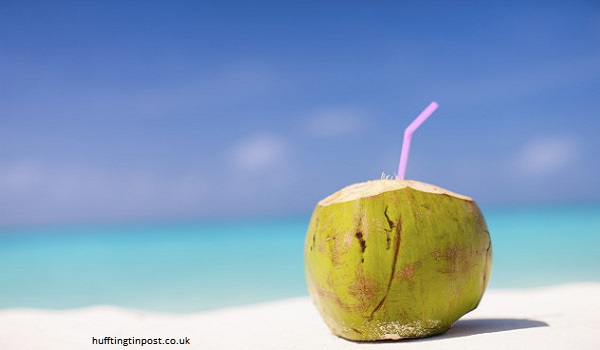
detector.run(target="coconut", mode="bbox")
[304,179,492,341]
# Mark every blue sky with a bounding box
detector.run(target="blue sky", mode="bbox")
[1,0,599,226]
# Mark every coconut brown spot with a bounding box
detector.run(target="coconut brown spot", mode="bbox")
[327,235,343,266]
[421,203,432,215]
[383,206,394,250]
[349,273,379,312]
[355,231,367,253]
[396,262,422,281]
[383,206,395,229]
[312,280,352,312]
[343,231,354,246]
[432,245,473,274]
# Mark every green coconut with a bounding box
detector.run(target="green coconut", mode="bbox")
[304,179,492,341]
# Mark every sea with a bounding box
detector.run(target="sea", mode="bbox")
[1,203,599,313]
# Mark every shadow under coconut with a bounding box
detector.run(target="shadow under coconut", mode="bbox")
[353,318,548,344]
[440,318,549,339]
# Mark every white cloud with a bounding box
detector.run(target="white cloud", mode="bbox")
[0,162,212,225]
[515,136,579,176]
[230,134,287,172]
[304,107,365,137]
[0,161,44,191]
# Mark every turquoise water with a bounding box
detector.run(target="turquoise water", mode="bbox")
[1,204,599,312]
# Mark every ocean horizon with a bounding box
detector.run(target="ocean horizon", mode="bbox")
[1,202,599,313]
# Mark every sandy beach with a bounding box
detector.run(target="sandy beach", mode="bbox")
[0,283,598,350]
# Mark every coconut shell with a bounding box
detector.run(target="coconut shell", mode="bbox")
[304,180,492,340]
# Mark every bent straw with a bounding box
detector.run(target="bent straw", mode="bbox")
[397,101,439,180]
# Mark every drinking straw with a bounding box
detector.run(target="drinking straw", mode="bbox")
[397,101,439,180]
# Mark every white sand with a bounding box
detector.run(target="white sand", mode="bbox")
[0,283,599,350]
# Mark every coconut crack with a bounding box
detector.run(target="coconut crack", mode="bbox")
[369,215,402,319]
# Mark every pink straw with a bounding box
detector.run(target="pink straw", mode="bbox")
[397,101,439,180]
